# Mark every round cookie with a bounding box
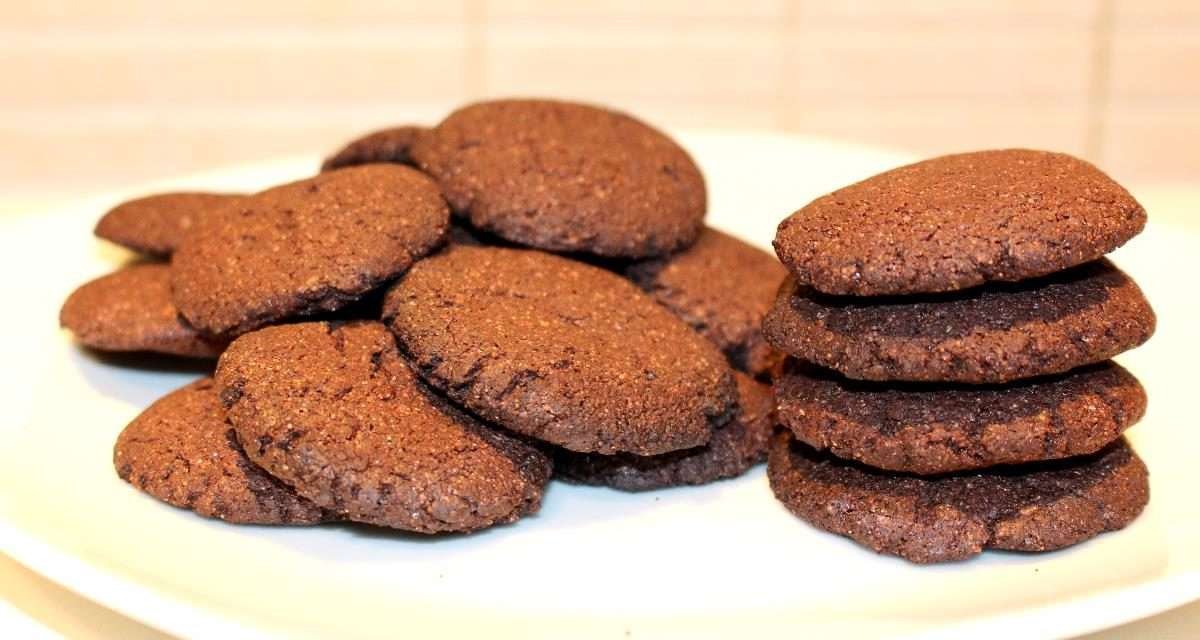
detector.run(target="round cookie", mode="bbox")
[411,98,706,258]
[172,164,449,337]
[625,228,786,377]
[60,264,226,358]
[767,432,1149,564]
[114,378,328,524]
[383,245,738,456]
[216,321,552,534]
[776,361,1146,475]
[555,372,775,491]
[320,125,428,172]
[774,149,1147,296]
[762,259,1155,383]
[95,192,243,257]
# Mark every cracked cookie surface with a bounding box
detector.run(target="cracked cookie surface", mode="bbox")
[776,360,1146,475]
[773,149,1146,295]
[383,245,737,456]
[215,321,551,534]
[171,165,449,336]
[762,259,1155,383]
[411,98,706,258]
[114,378,328,524]
[767,432,1149,564]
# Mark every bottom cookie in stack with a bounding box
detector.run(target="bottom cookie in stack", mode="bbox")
[768,433,1148,564]
[766,360,1150,563]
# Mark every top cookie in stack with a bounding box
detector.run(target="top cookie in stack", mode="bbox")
[761,149,1157,563]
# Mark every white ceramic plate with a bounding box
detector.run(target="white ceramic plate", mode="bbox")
[1,133,1197,640]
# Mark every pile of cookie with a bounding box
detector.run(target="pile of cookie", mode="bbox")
[762,149,1156,563]
[62,99,1157,563]
[62,99,788,533]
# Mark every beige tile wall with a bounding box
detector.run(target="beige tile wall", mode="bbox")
[1,0,1195,197]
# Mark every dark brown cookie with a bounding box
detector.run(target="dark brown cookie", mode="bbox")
[320,125,428,172]
[762,259,1155,383]
[216,321,552,534]
[411,98,706,258]
[626,228,786,377]
[95,192,243,256]
[113,378,327,524]
[172,165,449,337]
[776,361,1146,475]
[383,245,737,456]
[767,432,1149,564]
[60,264,225,358]
[554,372,774,491]
[774,149,1147,295]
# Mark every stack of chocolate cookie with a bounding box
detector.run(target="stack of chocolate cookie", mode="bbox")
[66,98,787,535]
[762,149,1156,563]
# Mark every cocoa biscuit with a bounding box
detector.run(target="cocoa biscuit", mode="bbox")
[774,149,1147,295]
[383,245,738,456]
[625,227,786,376]
[216,321,551,534]
[320,125,428,172]
[411,98,706,258]
[555,372,775,491]
[171,165,449,337]
[95,192,243,257]
[113,378,327,524]
[60,264,225,358]
[762,259,1155,383]
[767,432,1149,564]
[776,360,1146,475]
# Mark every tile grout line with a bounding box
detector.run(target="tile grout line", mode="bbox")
[1086,0,1115,161]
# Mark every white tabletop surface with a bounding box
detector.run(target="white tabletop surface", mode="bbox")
[2,185,1197,640]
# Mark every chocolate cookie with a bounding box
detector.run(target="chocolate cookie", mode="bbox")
[216,321,551,534]
[172,165,449,336]
[411,98,706,258]
[626,228,786,376]
[95,192,242,256]
[555,372,775,491]
[776,361,1146,475]
[767,432,1149,563]
[383,245,737,456]
[320,125,427,172]
[762,259,1155,383]
[774,149,1147,295]
[114,378,327,524]
[60,264,225,358]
